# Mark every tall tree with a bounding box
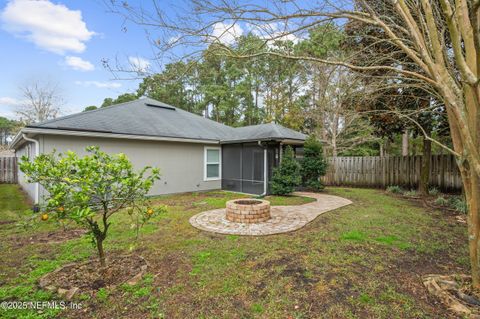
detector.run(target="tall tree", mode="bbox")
[344,5,449,193]
[234,34,267,125]
[137,60,202,114]
[16,80,63,124]
[101,93,138,108]
[0,117,20,147]
[299,25,379,155]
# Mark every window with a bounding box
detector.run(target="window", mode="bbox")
[204,147,221,181]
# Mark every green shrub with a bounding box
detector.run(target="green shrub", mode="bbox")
[386,185,403,194]
[449,196,467,214]
[300,136,327,191]
[270,146,301,195]
[403,189,418,197]
[434,196,449,206]
[428,187,440,196]
[434,195,467,213]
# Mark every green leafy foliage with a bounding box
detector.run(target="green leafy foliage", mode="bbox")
[403,189,418,197]
[434,196,449,206]
[101,93,138,108]
[83,105,98,112]
[428,187,440,196]
[19,146,166,266]
[386,185,403,194]
[270,146,301,195]
[448,196,467,214]
[300,136,327,191]
[0,116,21,146]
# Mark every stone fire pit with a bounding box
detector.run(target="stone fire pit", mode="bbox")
[190,192,353,235]
[226,199,271,223]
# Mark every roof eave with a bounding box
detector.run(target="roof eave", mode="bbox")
[10,127,220,149]
[9,130,26,150]
[220,137,305,144]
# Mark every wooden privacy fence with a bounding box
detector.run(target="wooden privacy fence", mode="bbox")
[322,154,463,192]
[0,157,17,183]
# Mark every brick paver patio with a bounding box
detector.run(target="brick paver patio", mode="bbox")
[189,192,352,236]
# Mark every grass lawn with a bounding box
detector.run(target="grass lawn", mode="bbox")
[0,185,468,318]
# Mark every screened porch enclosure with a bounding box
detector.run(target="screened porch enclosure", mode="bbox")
[221,143,280,195]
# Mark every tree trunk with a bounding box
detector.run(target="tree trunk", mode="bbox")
[332,130,337,157]
[462,167,480,288]
[418,137,431,196]
[96,236,106,268]
[402,129,409,156]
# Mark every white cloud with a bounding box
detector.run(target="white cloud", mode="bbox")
[210,22,243,45]
[248,22,300,44]
[0,106,16,119]
[65,56,94,71]
[167,35,180,45]
[75,81,122,89]
[128,56,150,73]
[0,97,22,119]
[0,96,22,106]
[0,0,94,54]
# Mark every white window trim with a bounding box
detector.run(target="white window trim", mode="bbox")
[204,146,221,181]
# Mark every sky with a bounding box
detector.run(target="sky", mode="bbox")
[0,0,156,119]
[0,0,317,120]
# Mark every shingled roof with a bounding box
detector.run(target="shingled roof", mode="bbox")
[24,98,306,143]
[223,123,306,143]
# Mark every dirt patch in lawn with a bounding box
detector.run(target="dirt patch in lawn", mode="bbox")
[0,220,16,226]
[150,191,231,208]
[11,229,87,247]
[63,251,192,319]
[39,254,147,295]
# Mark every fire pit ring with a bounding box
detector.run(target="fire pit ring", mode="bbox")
[226,199,271,223]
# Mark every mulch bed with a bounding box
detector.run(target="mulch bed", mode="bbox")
[39,254,148,299]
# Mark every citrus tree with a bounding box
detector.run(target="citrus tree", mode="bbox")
[20,146,165,267]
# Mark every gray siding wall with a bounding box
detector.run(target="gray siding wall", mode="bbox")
[21,134,221,202]
[15,141,37,201]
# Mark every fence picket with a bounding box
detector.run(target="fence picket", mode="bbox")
[322,154,462,192]
[0,157,17,183]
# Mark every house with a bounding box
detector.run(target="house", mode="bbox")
[10,98,306,204]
